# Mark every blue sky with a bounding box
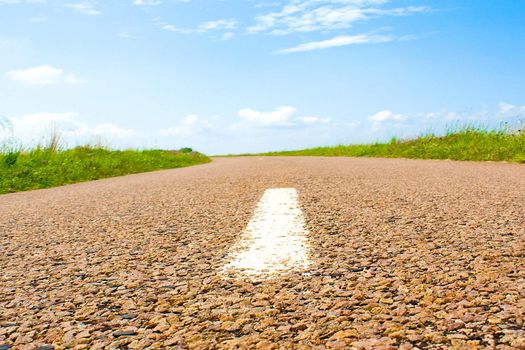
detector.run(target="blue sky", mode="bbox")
[1,0,524,154]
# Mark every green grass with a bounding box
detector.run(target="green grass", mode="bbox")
[256,126,525,163]
[0,145,210,194]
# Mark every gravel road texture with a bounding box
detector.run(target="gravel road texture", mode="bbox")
[0,157,524,350]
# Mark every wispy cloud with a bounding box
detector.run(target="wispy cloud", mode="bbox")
[156,18,237,35]
[6,65,85,85]
[133,0,161,6]
[298,116,331,124]
[248,0,431,35]
[133,0,191,5]
[63,2,101,15]
[198,19,236,31]
[277,33,393,53]
[0,0,47,4]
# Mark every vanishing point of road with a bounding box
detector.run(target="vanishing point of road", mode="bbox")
[1,157,524,349]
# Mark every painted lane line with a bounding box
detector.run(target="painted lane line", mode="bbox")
[223,188,310,277]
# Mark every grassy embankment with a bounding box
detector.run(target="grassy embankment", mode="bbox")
[259,127,525,163]
[0,143,210,194]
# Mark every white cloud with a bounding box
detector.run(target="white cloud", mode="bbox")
[7,66,84,85]
[133,0,190,4]
[499,103,515,114]
[12,112,78,129]
[80,123,135,138]
[7,66,62,85]
[238,106,297,126]
[158,23,190,33]
[369,110,407,123]
[0,0,46,4]
[197,19,236,31]
[6,112,78,142]
[157,18,237,35]
[3,112,135,146]
[6,65,84,85]
[63,3,101,15]
[368,103,525,137]
[158,114,212,138]
[248,0,431,35]
[423,105,525,124]
[298,116,331,124]
[237,106,333,128]
[278,33,393,53]
[498,102,525,116]
[133,0,161,5]
[118,31,134,39]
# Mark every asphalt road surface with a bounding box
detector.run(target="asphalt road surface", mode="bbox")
[1,157,524,350]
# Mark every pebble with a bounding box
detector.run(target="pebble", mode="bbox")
[113,330,138,337]
[119,314,137,320]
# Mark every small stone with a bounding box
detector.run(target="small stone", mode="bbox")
[126,281,140,289]
[487,317,501,324]
[445,320,464,331]
[220,321,241,332]
[290,323,308,331]
[119,314,137,320]
[155,302,170,313]
[76,330,90,339]
[153,320,170,333]
[74,306,97,320]
[121,300,137,310]
[15,334,33,345]
[330,329,359,340]
[113,330,137,337]
[0,345,12,350]
[62,330,77,347]
[35,346,54,350]
[159,285,177,289]
[76,338,91,345]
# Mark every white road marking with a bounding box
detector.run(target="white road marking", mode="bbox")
[223,188,310,277]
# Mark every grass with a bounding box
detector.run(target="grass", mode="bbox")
[0,143,210,194]
[256,126,525,163]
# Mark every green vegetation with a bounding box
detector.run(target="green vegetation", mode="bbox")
[259,126,525,163]
[0,143,210,194]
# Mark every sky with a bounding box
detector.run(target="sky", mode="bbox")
[0,0,524,154]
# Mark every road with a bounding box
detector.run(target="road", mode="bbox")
[1,157,524,350]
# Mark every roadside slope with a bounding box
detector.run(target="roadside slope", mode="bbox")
[255,128,525,163]
[0,148,210,194]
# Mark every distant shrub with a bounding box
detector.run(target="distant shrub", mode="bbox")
[179,147,193,153]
